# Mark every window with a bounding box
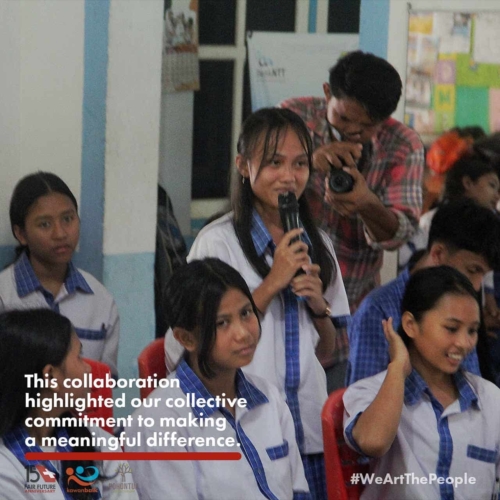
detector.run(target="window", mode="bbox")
[192,0,360,200]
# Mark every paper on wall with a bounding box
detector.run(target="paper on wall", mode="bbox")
[409,12,433,35]
[247,32,358,111]
[473,13,500,65]
[433,12,471,54]
[490,89,500,132]
[407,34,440,73]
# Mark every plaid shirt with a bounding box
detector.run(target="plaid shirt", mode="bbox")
[280,97,424,311]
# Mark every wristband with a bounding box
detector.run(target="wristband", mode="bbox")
[307,299,331,319]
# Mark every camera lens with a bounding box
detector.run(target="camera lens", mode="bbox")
[329,169,354,193]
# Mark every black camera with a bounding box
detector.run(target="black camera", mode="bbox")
[328,163,354,193]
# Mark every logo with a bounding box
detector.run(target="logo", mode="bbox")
[66,466,99,495]
[109,462,137,493]
[66,465,98,487]
[24,465,57,494]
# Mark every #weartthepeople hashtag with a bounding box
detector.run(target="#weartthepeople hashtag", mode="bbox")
[350,473,476,488]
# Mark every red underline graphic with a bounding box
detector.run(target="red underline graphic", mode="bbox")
[26,452,242,461]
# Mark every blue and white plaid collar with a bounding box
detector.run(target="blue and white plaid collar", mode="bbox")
[404,368,479,411]
[14,252,93,297]
[250,209,311,257]
[177,359,269,418]
[3,425,100,500]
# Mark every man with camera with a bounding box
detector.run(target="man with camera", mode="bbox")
[280,51,424,389]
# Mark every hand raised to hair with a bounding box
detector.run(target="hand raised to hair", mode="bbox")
[267,228,310,291]
[382,317,412,378]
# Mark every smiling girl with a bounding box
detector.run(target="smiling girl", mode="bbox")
[343,266,500,499]
[0,172,120,375]
[165,108,350,498]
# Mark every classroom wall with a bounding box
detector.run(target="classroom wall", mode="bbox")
[104,0,163,415]
[0,0,84,265]
[158,92,194,236]
[0,0,163,414]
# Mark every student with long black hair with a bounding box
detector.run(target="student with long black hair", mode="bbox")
[0,309,134,499]
[165,108,350,499]
[131,259,310,499]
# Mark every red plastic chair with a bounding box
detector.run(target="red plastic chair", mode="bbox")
[81,358,113,434]
[137,337,168,400]
[322,388,369,500]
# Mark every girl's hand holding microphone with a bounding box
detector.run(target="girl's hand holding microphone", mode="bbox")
[267,228,310,291]
[292,263,325,315]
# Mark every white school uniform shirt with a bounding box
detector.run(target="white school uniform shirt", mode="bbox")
[0,252,120,375]
[165,212,350,455]
[126,360,310,500]
[398,208,436,269]
[343,369,500,500]
[0,426,138,500]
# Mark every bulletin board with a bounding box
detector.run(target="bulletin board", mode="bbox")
[404,11,500,137]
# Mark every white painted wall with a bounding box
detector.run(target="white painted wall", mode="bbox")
[0,0,84,246]
[158,92,194,236]
[104,0,163,256]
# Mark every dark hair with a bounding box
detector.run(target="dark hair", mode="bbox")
[0,309,73,435]
[398,266,479,346]
[0,310,102,500]
[9,172,78,258]
[451,126,486,141]
[474,132,500,161]
[165,258,261,379]
[328,51,402,122]
[231,107,336,288]
[443,153,498,202]
[473,132,500,178]
[428,199,500,270]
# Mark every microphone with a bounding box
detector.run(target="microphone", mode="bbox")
[278,191,306,281]
[278,192,302,244]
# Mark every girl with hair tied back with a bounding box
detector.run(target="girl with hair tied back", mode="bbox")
[343,266,500,500]
[0,172,120,376]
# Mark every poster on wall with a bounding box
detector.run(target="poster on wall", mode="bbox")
[247,32,358,111]
[404,10,500,137]
[162,0,199,93]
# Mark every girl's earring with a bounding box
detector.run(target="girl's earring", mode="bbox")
[242,177,246,185]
